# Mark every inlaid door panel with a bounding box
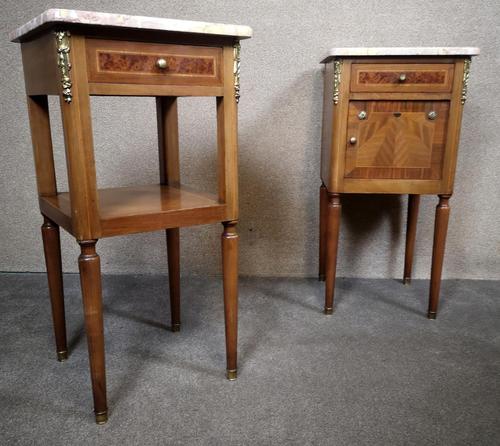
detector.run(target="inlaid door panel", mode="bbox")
[344,101,449,180]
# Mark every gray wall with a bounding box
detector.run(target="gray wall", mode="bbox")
[1,0,499,279]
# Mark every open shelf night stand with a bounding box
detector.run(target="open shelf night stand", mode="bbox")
[11,9,252,424]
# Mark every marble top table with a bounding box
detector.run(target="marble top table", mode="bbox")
[10,8,253,42]
[321,47,480,63]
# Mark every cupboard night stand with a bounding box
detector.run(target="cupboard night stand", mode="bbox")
[318,47,479,318]
[11,9,252,424]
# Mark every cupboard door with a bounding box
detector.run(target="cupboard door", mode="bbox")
[344,101,449,180]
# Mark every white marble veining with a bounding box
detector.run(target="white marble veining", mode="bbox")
[10,9,253,42]
[321,47,480,63]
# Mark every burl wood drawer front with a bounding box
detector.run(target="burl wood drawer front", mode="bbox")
[86,39,223,86]
[344,101,450,180]
[351,63,454,93]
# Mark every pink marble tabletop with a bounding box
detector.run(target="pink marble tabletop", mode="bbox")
[11,9,253,42]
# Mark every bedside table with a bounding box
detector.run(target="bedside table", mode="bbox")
[318,47,479,318]
[11,9,251,424]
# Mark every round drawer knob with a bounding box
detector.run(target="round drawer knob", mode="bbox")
[398,73,407,82]
[427,111,438,120]
[156,58,168,69]
[349,136,357,145]
[358,110,367,120]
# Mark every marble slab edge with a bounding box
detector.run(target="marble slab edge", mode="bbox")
[320,47,480,63]
[10,8,253,42]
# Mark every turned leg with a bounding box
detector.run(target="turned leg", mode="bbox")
[221,221,238,380]
[166,228,181,332]
[78,240,107,424]
[403,194,420,285]
[324,193,341,314]
[319,183,327,281]
[428,195,451,319]
[41,216,68,361]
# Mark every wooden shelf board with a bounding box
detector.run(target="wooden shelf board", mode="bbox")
[40,184,226,237]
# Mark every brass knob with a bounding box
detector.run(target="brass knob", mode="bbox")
[398,73,407,82]
[427,110,438,120]
[156,58,168,69]
[349,136,357,145]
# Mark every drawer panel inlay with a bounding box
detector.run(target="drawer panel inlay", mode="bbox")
[344,100,450,180]
[351,63,454,93]
[86,38,222,86]
[97,51,215,76]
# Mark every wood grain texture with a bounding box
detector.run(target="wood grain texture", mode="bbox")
[86,38,222,86]
[40,184,227,237]
[41,216,67,360]
[403,194,420,284]
[157,96,181,331]
[88,83,223,96]
[59,34,101,240]
[318,183,327,281]
[345,100,449,180]
[428,195,451,319]
[222,221,238,379]
[78,240,107,423]
[21,33,59,95]
[324,193,341,314]
[351,63,454,93]
[216,45,239,220]
[26,95,57,196]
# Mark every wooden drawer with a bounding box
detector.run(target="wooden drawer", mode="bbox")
[86,39,223,86]
[351,63,454,93]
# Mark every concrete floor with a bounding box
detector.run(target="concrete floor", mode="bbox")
[0,273,499,445]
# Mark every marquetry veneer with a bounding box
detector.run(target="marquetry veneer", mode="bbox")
[11,9,252,424]
[319,48,479,318]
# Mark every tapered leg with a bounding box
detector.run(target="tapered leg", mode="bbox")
[428,195,451,319]
[166,228,181,332]
[41,216,68,361]
[403,194,420,285]
[222,221,238,380]
[324,193,341,314]
[319,183,328,281]
[78,240,107,424]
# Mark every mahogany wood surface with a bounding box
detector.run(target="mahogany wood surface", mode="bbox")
[26,95,57,196]
[222,221,239,379]
[157,96,181,331]
[345,100,449,180]
[41,217,68,361]
[18,24,244,424]
[40,184,227,237]
[78,240,107,424]
[403,194,420,284]
[320,55,473,318]
[428,195,451,319]
[324,193,341,314]
[351,63,454,93]
[86,39,223,87]
[318,183,327,281]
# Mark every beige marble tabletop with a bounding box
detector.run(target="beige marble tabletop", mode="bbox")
[10,9,253,42]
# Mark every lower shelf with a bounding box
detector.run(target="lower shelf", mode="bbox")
[40,184,227,237]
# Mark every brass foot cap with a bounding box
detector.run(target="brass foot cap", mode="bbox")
[171,323,181,332]
[318,274,326,282]
[226,369,237,381]
[57,351,68,362]
[95,411,108,424]
[427,312,437,320]
[324,307,334,315]
[403,278,411,285]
